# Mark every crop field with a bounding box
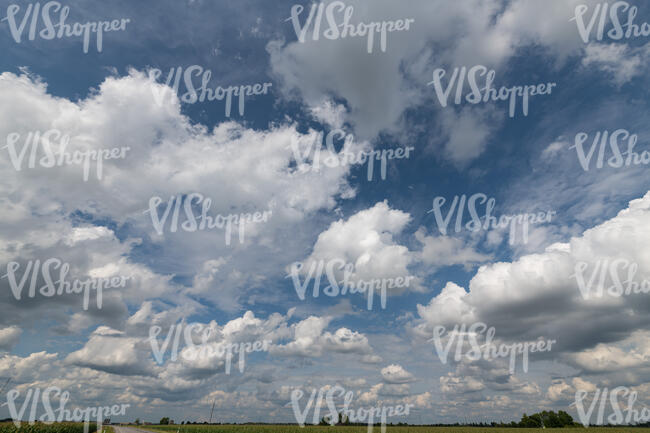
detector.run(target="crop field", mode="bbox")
[142,425,650,433]
[0,423,98,433]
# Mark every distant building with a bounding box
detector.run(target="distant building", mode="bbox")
[170,420,175,425]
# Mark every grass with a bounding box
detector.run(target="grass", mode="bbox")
[138,425,650,433]
[0,422,98,433]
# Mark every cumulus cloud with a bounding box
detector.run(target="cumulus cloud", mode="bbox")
[1,0,649,424]
[271,316,374,358]
[0,326,21,351]
[0,68,363,316]
[269,0,599,165]
[65,326,154,376]
[416,282,476,328]
[294,200,420,295]
[381,364,415,384]
[411,192,650,385]
[440,372,485,394]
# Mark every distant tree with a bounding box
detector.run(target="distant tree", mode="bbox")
[542,410,561,428]
[160,417,170,425]
[557,411,575,426]
[518,411,576,428]
[134,419,141,426]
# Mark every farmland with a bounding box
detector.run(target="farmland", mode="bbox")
[140,425,650,433]
[0,423,97,433]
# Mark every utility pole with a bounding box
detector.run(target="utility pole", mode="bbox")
[209,399,216,424]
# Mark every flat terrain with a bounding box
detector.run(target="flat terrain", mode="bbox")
[139,425,650,433]
[115,427,158,433]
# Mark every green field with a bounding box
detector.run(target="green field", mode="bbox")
[142,426,650,433]
[0,423,97,433]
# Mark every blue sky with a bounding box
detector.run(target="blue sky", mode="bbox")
[0,0,649,426]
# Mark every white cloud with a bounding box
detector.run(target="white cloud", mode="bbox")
[569,330,650,373]
[271,316,374,358]
[415,229,490,270]
[0,68,364,326]
[412,191,650,382]
[546,379,574,402]
[0,351,59,383]
[269,0,596,164]
[65,326,153,376]
[434,107,500,167]
[440,372,485,393]
[582,43,645,86]
[416,282,476,328]
[0,326,22,351]
[541,138,567,160]
[309,99,347,129]
[381,364,415,384]
[297,200,419,292]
